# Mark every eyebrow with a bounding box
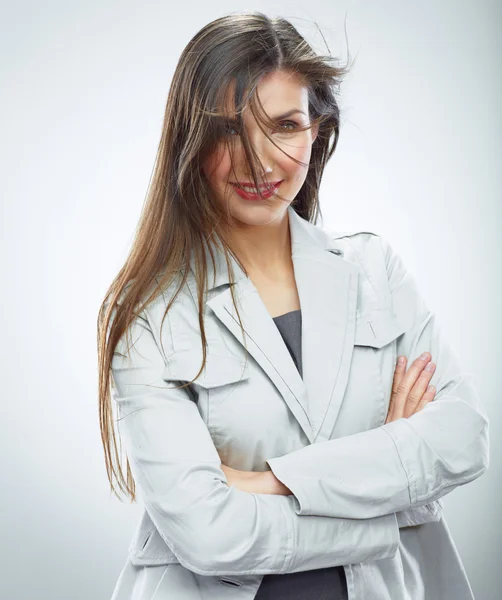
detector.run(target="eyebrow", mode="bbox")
[225,109,306,124]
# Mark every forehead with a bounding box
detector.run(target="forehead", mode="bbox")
[221,70,309,119]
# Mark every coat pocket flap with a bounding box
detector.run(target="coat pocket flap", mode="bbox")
[129,528,181,566]
[128,510,181,566]
[355,308,407,348]
[163,350,251,389]
[396,499,444,528]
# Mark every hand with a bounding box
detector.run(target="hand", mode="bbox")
[220,464,292,495]
[220,464,266,493]
[385,352,437,423]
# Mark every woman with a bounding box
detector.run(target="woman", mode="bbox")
[97,11,489,600]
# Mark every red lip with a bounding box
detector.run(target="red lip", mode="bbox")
[232,180,282,188]
[230,181,283,200]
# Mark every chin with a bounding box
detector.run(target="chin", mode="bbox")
[229,201,289,225]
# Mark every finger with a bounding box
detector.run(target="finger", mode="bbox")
[392,352,431,420]
[385,355,407,424]
[403,360,436,418]
[415,384,436,413]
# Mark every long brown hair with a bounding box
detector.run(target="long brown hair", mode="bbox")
[97,10,353,502]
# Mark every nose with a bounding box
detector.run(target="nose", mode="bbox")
[240,148,274,177]
[241,164,273,183]
[244,130,275,167]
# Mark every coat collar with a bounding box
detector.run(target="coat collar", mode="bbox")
[186,205,402,443]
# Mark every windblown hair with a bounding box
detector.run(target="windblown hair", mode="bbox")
[97,10,353,501]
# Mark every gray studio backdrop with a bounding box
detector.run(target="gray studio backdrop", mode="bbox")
[1,1,500,599]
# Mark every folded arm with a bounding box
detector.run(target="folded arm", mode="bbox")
[265,235,490,519]
[111,307,400,577]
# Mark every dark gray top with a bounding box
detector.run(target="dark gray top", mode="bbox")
[272,308,303,378]
[254,309,348,600]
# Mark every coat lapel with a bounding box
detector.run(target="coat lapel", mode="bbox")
[196,206,361,444]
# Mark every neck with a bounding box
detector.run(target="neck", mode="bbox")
[228,212,292,275]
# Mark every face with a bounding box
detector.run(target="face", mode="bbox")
[201,70,318,228]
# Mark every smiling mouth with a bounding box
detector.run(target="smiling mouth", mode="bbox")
[229,180,283,200]
[230,180,283,192]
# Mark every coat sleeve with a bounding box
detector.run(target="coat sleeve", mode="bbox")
[110,306,400,577]
[265,235,490,519]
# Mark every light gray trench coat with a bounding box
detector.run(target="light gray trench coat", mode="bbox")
[109,205,489,600]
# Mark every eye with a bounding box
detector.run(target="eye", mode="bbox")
[275,120,300,134]
[222,120,300,137]
[224,124,240,136]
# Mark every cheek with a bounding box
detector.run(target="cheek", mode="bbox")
[202,148,232,187]
[278,141,312,179]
